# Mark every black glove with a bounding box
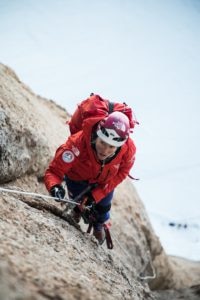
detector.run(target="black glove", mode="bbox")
[50,185,65,201]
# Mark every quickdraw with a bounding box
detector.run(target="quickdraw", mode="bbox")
[103,222,113,249]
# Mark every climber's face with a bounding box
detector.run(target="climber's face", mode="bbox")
[95,137,117,161]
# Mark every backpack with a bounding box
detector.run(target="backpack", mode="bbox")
[68,93,139,135]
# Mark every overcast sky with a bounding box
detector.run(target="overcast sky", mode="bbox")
[0,0,200,259]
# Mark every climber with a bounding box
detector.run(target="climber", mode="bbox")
[44,111,136,244]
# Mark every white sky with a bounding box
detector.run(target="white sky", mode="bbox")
[0,0,200,260]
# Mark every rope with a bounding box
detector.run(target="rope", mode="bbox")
[112,232,156,281]
[138,250,156,280]
[0,187,79,206]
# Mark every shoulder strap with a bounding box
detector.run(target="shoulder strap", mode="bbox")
[108,101,114,113]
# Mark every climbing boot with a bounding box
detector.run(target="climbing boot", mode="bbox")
[93,224,105,245]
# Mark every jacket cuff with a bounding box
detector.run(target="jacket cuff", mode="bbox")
[91,188,105,203]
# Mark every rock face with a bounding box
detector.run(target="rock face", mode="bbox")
[0,64,69,183]
[0,63,199,300]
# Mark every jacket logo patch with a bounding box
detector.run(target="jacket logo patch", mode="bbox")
[62,151,75,163]
[71,145,80,157]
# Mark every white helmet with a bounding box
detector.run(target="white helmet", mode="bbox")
[96,111,130,147]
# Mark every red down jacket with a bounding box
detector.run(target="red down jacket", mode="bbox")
[44,116,136,203]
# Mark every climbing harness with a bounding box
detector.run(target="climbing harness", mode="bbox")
[69,191,114,250]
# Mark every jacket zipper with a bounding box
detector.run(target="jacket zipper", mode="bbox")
[104,169,110,181]
[95,160,105,180]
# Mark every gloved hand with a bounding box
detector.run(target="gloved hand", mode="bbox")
[50,185,65,201]
[86,197,99,221]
